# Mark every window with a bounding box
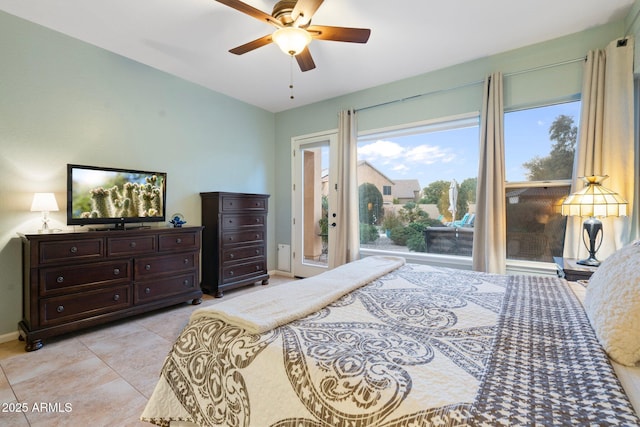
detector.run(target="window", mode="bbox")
[357,114,479,255]
[504,101,580,262]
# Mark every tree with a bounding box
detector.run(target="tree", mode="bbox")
[522,114,577,180]
[358,183,384,225]
[422,180,450,204]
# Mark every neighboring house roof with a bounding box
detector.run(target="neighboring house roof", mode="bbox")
[357,160,395,184]
[393,179,422,200]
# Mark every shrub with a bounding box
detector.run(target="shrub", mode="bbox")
[360,223,379,244]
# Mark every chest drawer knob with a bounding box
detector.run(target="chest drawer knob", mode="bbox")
[145,287,151,294]
[113,294,120,301]
[70,246,78,254]
[255,265,260,271]
[229,253,234,259]
[145,264,151,271]
[130,241,137,248]
[228,270,234,276]
[176,238,182,244]
[256,218,260,223]
[255,234,260,239]
[228,237,234,242]
[255,249,260,255]
[56,305,64,313]
[56,276,64,283]
[113,268,120,275]
[183,279,190,286]
[183,258,189,264]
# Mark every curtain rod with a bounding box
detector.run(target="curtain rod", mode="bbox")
[355,56,586,113]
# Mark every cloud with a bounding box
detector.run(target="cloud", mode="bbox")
[359,139,455,170]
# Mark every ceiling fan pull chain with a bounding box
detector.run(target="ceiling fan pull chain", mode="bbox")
[289,54,295,99]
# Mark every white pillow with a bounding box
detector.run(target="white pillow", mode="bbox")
[584,241,640,366]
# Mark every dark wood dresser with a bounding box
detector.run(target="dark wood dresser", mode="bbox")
[19,226,203,351]
[200,192,269,297]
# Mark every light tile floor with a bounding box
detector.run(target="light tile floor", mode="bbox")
[0,275,295,427]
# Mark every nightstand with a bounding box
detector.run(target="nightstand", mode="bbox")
[554,256,598,282]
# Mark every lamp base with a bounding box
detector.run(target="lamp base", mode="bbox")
[577,256,601,267]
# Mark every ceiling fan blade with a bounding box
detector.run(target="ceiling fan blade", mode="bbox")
[307,25,371,43]
[296,47,316,72]
[229,34,273,55]
[215,0,281,27]
[291,0,324,25]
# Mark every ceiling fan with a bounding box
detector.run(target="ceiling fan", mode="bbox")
[216,0,371,72]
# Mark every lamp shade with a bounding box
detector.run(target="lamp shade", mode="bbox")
[30,193,59,212]
[561,175,627,218]
[272,27,312,56]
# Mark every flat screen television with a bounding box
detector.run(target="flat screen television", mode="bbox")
[67,164,167,230]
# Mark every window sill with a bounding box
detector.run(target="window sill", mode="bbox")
[360,248,558,277]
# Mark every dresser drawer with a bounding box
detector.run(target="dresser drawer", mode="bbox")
[222,260,266,284]
[221,195,267,212]
[40,285,131,326]
[222,229,265,246]
[221,214,265,230]
[222,245,265,264]
[39,239,104,264]
[107,235,156,256]
[135,273,197,303]
[40,261,131,296]
[135,253,197,278]
[158,231,199,252]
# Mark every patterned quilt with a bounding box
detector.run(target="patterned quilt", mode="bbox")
[141,263,640,426]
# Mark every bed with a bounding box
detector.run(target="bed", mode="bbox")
[141,247,640,426]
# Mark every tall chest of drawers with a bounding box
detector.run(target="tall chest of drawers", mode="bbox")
[19,226,203,351]
[200,192,269,297]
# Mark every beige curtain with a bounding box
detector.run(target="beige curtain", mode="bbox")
[473,72,506,274]
[328,109,360,268]
[564,37,637,260]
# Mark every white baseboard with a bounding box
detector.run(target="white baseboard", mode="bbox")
[269,269,295,278]
[0,330,19,344]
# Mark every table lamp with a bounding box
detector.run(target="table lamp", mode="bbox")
[561,175,627,266]
[31,192,59,233]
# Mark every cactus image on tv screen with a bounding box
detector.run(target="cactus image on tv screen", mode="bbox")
[71,169,164,219]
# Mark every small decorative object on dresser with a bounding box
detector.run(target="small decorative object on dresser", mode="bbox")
[200,192,269,297]
[18,226,203,351]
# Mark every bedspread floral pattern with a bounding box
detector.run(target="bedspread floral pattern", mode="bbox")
[159,264,507,426]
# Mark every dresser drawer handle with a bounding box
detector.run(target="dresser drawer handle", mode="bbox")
[255,218,260,223]
[255,234,260,239]
[183,279,190,286]
[56,305,64,313]
[70,246,78,254]
[113,294,120,301]
[145,287,151,294]
[129,241,136,248]
[228,237,234,242]
[113,268,120,275]
[228,270,234,276]
[145,264,151,271]
[256,265,260,271]
[255,249,260,255]
[176,238,182,244]
[228,219,234,224]
[229,253,234,259]
[56,276,64,283]
[183,258,189,264]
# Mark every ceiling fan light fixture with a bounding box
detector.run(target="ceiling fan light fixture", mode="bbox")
[272,27,311,56]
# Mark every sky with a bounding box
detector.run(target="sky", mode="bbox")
[357,101,581,189]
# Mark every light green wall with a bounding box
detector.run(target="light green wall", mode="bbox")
[272,21,626,254]
[0,11,276,337]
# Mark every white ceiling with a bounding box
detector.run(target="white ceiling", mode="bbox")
[0,0,635,113]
